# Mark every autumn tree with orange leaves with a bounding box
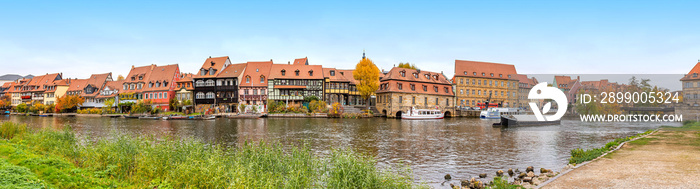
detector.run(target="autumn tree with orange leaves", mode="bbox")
[55,94,85,113]
[0,95,10,109]
[354,56,380,108]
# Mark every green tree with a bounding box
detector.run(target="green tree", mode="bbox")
[354,57,380,108]
[16,103,27,113]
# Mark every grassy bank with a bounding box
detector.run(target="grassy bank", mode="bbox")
[569,129,654,164]
[0,121,424,188]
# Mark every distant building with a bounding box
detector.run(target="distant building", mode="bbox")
[24,73,63,105]
[77,73,112,108]
[175,73,194,112]
[553,75,581,106]
[239,61,272,107]
[376,67,455,118]
[453,60,519,108]
[513,74,538,110]
[95,80,123,110]
[267,58,324,106]
[681,61,700,107]
[193,56,244,113]
[118,64,181,111]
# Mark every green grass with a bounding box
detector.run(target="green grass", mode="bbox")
[660,120,700,131]
[0,158,48,189]
[569,129,654,164]
[488,176,523,189]
[1,121,425,188]
[627,137,656,145]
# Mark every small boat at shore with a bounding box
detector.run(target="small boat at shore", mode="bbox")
[168,116,189,120]
[138,116,160,120]
[402,107,444,120]
[123,115,140,119]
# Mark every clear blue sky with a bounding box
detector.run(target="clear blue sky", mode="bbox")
[1,0,699,79]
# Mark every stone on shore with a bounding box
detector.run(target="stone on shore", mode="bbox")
[444,174,451,180]
[507,168,514,176]
[518,172,527,179]
[479,173,487,178]
[496,170,504,176]
[526,166,534,173]
[527,171,535,177]
[540,168,548,173]
[523,176,532,183]
[461,180,469,187]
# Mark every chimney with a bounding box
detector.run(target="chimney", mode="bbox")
[577,76,580,81]
[288,61,291,65]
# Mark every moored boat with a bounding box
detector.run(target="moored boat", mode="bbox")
[401,107,444,120]
[480,108,520,119]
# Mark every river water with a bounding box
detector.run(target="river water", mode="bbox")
[0,115,679,187]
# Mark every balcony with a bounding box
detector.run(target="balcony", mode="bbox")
[21,95,31,100]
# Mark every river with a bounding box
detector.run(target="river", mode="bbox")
[0,115,679,188]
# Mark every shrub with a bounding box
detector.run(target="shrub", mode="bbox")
[0,122,27,140]
[329,102,343,117]
[309,100,327,113]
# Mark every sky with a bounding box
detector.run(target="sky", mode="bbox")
[1,0,700,82]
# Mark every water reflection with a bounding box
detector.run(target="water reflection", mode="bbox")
[0,115,678,187]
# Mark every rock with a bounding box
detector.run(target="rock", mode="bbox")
[496,170,504,177]
[526,166,534,173]
[449,183,454,188]
[523,176,532,183]
[518,172,527,179]
[507,168,514,176]
[444,174,451,180]
[461,180,469,187]
[470,177,477,183]
[515,168,520,173]
[540,168,548,173]
[527,171,535,178]
[512,180,521,185]
[479,173,487,178]
[532,177,542,186]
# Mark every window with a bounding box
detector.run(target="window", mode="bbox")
[281,70,286,76]
[295,70,300,76]
[398,83,403,90]
[490,73,494,77]
[435,98,438,105]
[464,71,467,75]
[411,84,415,91]
[156,82,161,87]
[445,87,450,93]
[399,96,402,103]
[260,76,265,83]
[330,70,335,76]
[423,85,427,91]
[209,68,215,75]
[195,80,204,87]
[205,80,214,86]
[499,74,503,78]
[309,70,313,76]
[123,84,127,90]
[425,74,430,79]
[434,86,438,92]
[413,73,418,78]
[164,81,168,87]
[478,80,481,85]
[412,96,415,104]
[149,82,153,88]
[460,79,463,84]
[206,92,215,99]
[196,92,204,99]
[460,89,463,94]
[400,71,405,77]
[246,76,250,83]
[482,73,485,76]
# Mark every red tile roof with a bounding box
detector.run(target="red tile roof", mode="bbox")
[143,64,179,92]
[377,67,454,96]
[454,60,518,80]
[67,79,88,93]
[514,74,538,89]
[681,61,700,81]
[269,63,324,80]
[96,80,124,99]
[81,73,112,97]
[217,63,246,78]
[195,56,230,78]
[554,76,578,90]
[293,57,308,65]
[337,69,358,84]
[123,65,154,93]
[26,73,61,92]
[323,68,351,82]
[241,61,273,87]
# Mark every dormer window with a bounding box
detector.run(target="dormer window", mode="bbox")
[330,70,335,76]
[413,73,418,78]
[246,76,250,83]
[163,81,168,87]
[295,70,300,76]
[260,76,265,83]
[209,68,215,75]
[149,82,153,88]
[490,73,494,77]
[499,74,503,78]
[508,75,512,78]
[433,75,438,80]
[464,71,467,75]
[139,76,143,80]
[200,69,207,76]
[131,77,135,81]
[695,73,698,77]
[473,72,477,76]
[400,71,405,77]
[309,70,313,76]
[482,73,486,76]
[281,70,286,76]
[425,74,429,79]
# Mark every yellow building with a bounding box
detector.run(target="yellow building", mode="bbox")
[454,60,519,108]
[44,79,70,105]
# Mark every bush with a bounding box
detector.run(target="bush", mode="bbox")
[329,102,343,117]
[0,122,27,140]
[569,129,655,164]
[77,108,103,114]
[308,100,327,113]
[15,103,27,113]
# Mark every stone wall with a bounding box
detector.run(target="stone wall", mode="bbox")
[376,92,455,118]
[675,105,700,121]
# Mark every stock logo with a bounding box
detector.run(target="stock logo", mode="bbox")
[528,82,568,121]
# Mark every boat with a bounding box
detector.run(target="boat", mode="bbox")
[123,115,140,119]
[495,114,560,127]
[168,116,189,120]
[480,108,520,119]
[138,116,160,120]
[402,107,444,120]
[39,114,49,117]
[229,114,264,119]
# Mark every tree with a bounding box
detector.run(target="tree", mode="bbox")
[55,95,85,113]
[354,57,380,108]
[0,95,10,108]
[117,75,125,81]
[397,62,417,70]
[169,98,178,111]
[16,103,27,113]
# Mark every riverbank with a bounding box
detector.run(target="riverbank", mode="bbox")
[0,121,424,188]
[543,122,700,188]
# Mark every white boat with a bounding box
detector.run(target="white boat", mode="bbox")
[480,108,520,119]
[402,107,444,120]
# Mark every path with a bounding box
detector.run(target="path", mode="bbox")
[543,130,700,189]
